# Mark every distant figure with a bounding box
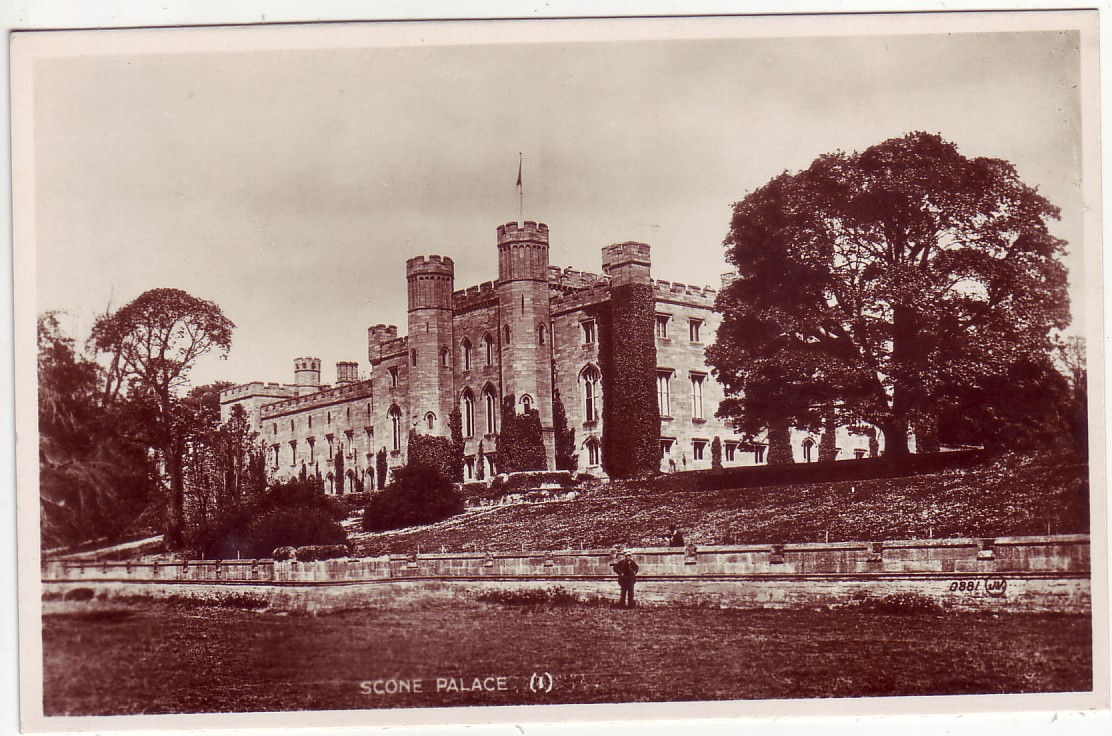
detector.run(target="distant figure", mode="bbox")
[610,552,640,608]
[681,454,687,470]
[665,526,685,548]
[668,458,677,473]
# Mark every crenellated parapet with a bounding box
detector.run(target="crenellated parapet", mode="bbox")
[219,381,298,404]
[451,281,498,312]
[407,255,455,312]
[260,379,375,420]
[652,279,718,308]
[550,282,614,316]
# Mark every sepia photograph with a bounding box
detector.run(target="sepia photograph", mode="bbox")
[8,6,1107,733]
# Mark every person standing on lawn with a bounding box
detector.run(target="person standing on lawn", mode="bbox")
[610,551,640,608]
[665,525,685,547]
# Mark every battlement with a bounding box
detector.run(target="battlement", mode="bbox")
[294,357,321,372]
[602,241,651,269]
[368,325,399,344]
[653,279,718,307]
[548,265,608,292]
[336,361,359,384]
[260,379,375,420]
[219,382,298,404]
[551,282,613,315]
[496,220,549,245]
[452,281,498,312]
[406,254,455,278]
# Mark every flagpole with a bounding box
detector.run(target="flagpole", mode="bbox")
[517,152,523,225]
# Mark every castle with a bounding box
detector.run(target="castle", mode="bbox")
[220,220,878,493]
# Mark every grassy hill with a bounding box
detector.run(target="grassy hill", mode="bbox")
[348,453,1089,555]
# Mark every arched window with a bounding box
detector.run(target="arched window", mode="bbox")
[581,365,601,422]
[461,389,475,438]
[520,394,533,413]
[584,437,601,467]
[440,347,450,367]
[483,386,498,435]
[537,325,546,345]
[389,405,402,451]
[483,333,494,365]
[425,412,436,431]
[503,324,512,345]
[326,473,335,495]
[802,437,815,463]
[461,338,472,371]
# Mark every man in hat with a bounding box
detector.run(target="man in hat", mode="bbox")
[610,551,640,608]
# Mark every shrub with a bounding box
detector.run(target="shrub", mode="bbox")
[552,388,577,471]
[406,432,456,483]
[362,461,464,532]
[294,544,350,562]
[711,437,723,469]
[272,546,296,561]
[63,587,95,602]
[334,492,371,515]
[203,477,348,559]
[375,448,388,490]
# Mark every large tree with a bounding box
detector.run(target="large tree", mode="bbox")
[708,133,1070,455]
[90,288,234,545]
[38,313,156,550]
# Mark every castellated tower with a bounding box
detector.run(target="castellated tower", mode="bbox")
[406,255,455,436]
[601,241,652,286]
[496,221,555,467]
[294,357,322,397]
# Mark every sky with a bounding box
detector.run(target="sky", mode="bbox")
[26,19,1086,389]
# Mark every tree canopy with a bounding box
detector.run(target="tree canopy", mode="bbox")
[90,288,235,545]
[708,132,1070,455]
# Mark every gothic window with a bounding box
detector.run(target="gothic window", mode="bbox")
[584,437,601,467]
[581,365,601,422]
[461,338,473,371]
[657,370,672,416]
[388,366,399,388]
[581,319,596,344]
[344,430,354,456]
[725,441,737,463]
[690,373,705,420]
[660,438,675,456]
[503,324,512,345]
[483,333,494,365]
[464,456,475,481]
[754,445,766,464]
[389,406,402,451]
[693,439,707,461]
[425,412,436,431]
[289,440,298,466]
[537,325,546,345]
[307,437,316,463]
[483,386,498,435]
[271,444,280,469]
[440,347,450,367]
[520,394,533,413]
[802,437,815,463]
[326,473,335,495]
[461,389,475,438]
[326,434,334,460]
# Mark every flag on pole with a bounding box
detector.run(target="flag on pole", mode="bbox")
[516,153,524,224]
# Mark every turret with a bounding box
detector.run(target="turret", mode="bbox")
[336,361,358,385]
[602,242,651,286]
[406,255,456,437]
[294,357,321,397]
[406,255,455,312]
[367,324,398,363]
[497,221,550,283]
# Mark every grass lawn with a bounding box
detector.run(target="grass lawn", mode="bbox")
[42,599,1093,715]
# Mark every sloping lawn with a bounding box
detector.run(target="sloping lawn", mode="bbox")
[350,455,1088,554]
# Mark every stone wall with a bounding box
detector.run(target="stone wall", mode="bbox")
[42,535,1091,614]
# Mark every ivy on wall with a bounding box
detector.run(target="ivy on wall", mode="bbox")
[551,387,577,471]
[597,282,661,478]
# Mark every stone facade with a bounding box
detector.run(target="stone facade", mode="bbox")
[221,220,880,492]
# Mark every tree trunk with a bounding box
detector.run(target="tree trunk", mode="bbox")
[767,420,794,464]
[165,448,185,548]
[880,420,910,457]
